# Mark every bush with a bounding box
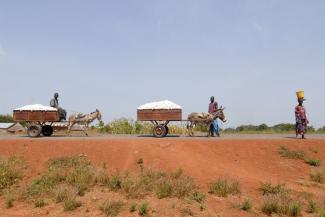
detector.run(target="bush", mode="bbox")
[279,146,305,160]
[129,202,137,213]
[241,199,252,211]
[26,156,95,198]
[34,198,47,208]
[138,202,149,216]
[288,201,301,217]
[209,178,241,197]
[5,193,14,208]
[260,182,289,195]
[305,159,321,167]
[0,156,25,193]
[100,200,124,217]
[310,170,325,183]
[306,200,317,213]
[261,193,301,216]
[63,197,81,211]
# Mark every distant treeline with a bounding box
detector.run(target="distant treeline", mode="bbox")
[222,123,325,133]
[1,113,325,134]
[0,114,13,123]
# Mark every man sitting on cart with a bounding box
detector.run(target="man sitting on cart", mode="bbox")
[50,92,67,121]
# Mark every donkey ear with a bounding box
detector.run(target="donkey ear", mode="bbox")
[219,106,223,109]
[96,108,99,112]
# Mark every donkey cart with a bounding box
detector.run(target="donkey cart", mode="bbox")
[137,109,182,138]
[13,109,68,137]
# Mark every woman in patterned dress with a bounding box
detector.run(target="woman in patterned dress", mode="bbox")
[295,98,308,139]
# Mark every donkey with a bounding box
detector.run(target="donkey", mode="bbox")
[68,109,102,136]
[187,107,227,137]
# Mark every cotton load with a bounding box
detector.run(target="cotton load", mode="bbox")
[14,104,58,111]
[138,100,182,110]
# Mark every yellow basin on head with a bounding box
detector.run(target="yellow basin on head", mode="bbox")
[296,91,304,99]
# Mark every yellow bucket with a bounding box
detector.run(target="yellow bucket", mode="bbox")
[296,91,304,99]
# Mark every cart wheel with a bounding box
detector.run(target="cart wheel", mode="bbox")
[42,125,54,137]
[27,125,42,137]
[164,126,169,137]
[153,124,167,138]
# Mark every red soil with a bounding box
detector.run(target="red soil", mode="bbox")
[0,137,324,217]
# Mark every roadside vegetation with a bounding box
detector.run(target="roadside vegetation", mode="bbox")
[0,156,25,194]
[279,145,321,167]
[16,155,204,214]
[208,177,241,197]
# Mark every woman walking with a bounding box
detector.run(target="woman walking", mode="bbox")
[295,92,308,139]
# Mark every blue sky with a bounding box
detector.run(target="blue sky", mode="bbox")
[0,0,324,128]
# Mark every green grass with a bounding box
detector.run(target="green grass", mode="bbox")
[306,200,317,213]
[129,202,137,213]
[241,199,252,211]
[0,156,25,193]
[26,156,95,198]
[100,200,124,217]
[310,170,325,184]
[305,158,321,167]
[138,201,149,216]
[208,178,241,197]
[279,146,305,160]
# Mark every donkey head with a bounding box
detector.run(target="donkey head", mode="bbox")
[95,109,102,122]
[214,106,227,122]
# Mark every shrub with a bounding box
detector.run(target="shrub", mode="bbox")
[129,202,137,213]
[306,200,317,213]
[260,182,289,195]
[190,191,206,203]
[279,146,305,160]
[26,156,95,198]
[305,159,321,167]
[100,200,124,217]
[261,193,301,216]
[5,193,14,208]
[0,156,25,193]
[209,178,241,197]
[54,185,77,203]
[180,207,194,216]
[287,201,301,217]
[310,170,325,184]
[63,197,81,211]
[138,201,149,216]
[241,199,252,211]
[261,195,278,215]
[34,198,47,208]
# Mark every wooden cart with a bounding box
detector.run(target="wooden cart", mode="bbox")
[137,109,182,138]
[13,110,65,137]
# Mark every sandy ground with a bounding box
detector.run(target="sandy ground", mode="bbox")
[0,135,324,216]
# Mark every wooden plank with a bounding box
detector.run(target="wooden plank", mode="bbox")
[13,111,60,122]
[137,109,182,121]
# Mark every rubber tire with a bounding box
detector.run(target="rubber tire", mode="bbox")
[27,125,42,137]
[42,125,54,137]
[153,125,167,138]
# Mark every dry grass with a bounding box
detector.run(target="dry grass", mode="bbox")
[279,146,305,160]
[310,170,325,184]
[0,156,25,194]
[100,200,124,217]
[208,177,241,197]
